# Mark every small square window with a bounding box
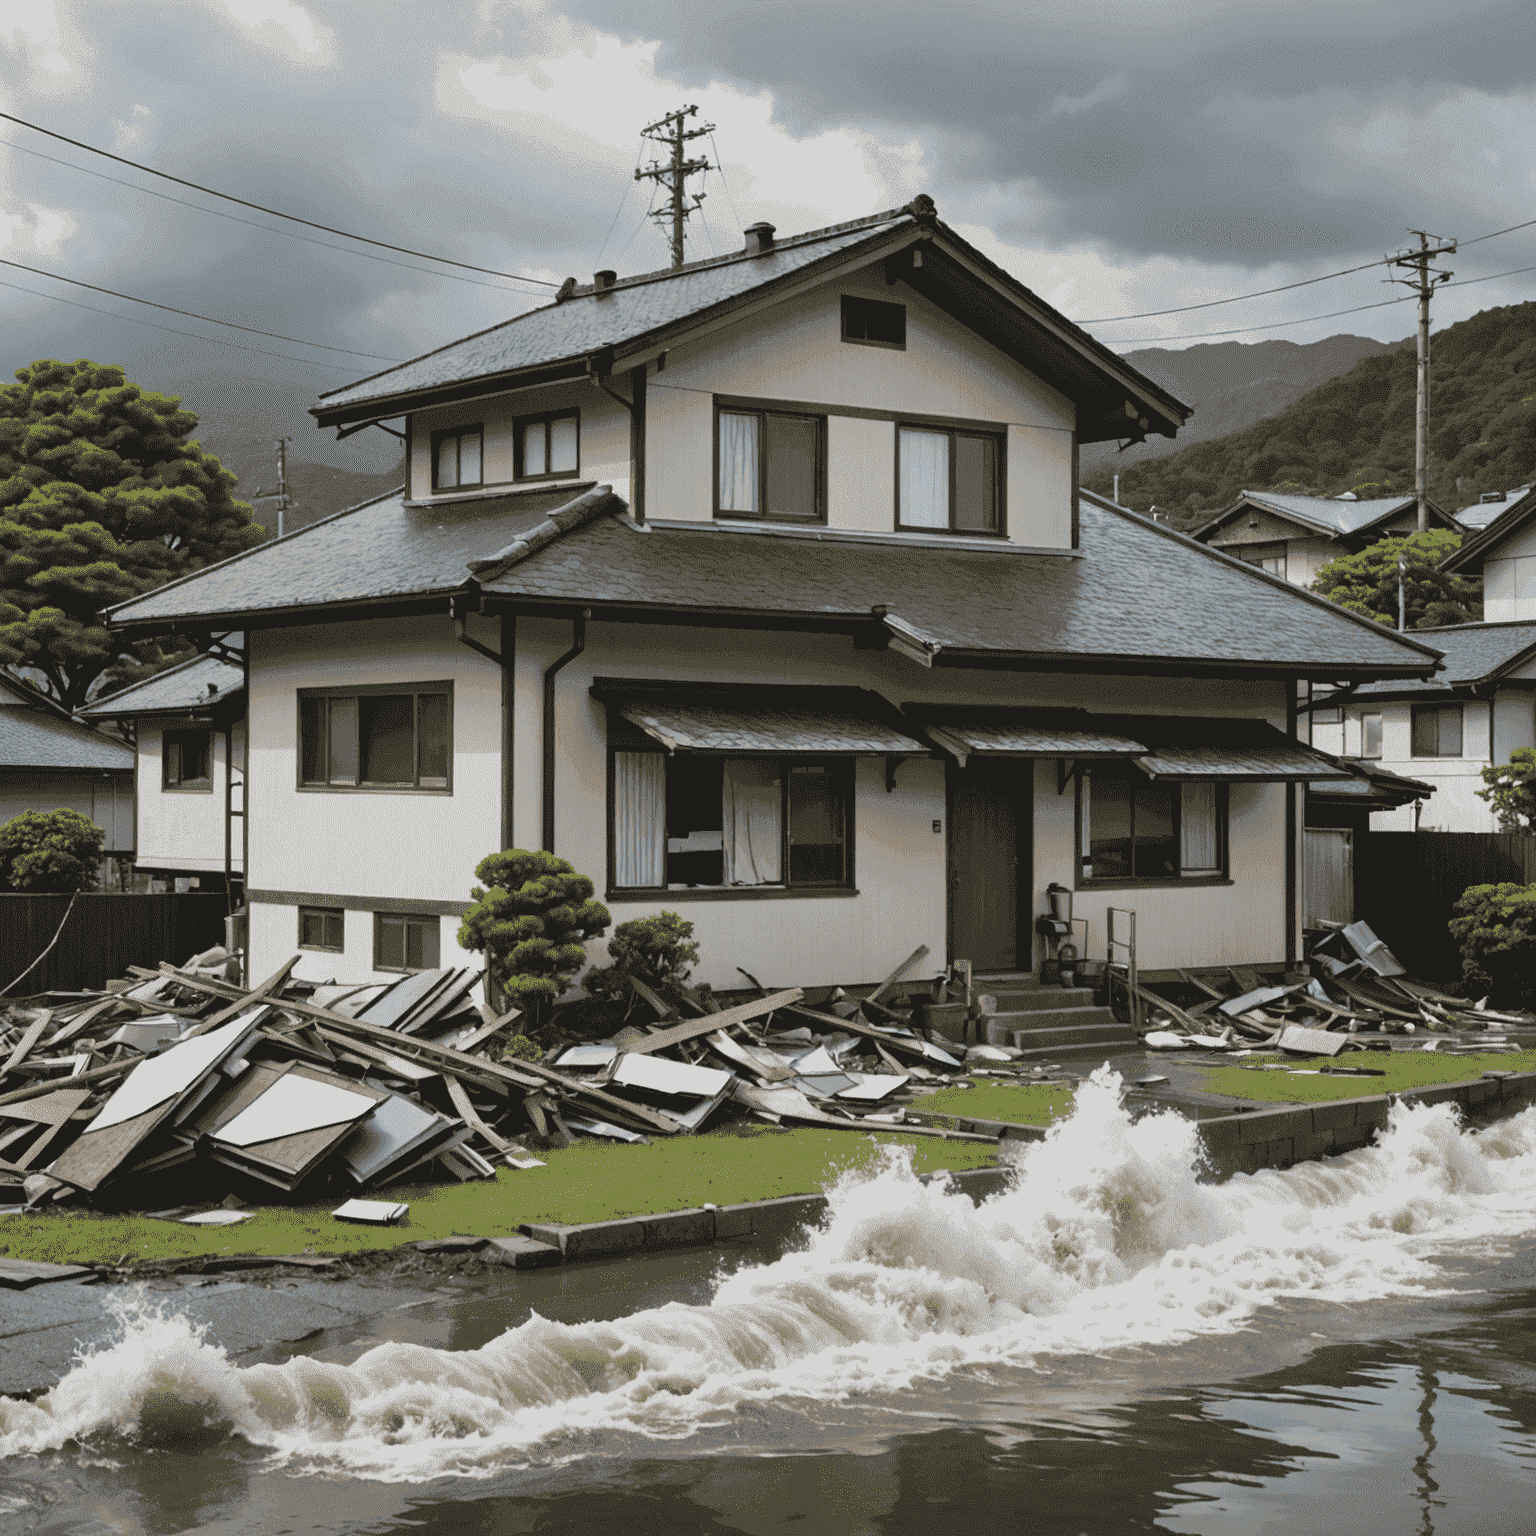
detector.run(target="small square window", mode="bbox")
[516,410,580,480]
[299,906,345,952]
[1411,703,1463,758]
[841,295,906,349]
[375,912,441,972]
[432,426,483,491]
[163,729,212,790]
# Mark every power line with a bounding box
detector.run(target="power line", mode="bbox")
[1459,216,1536,248]
[0,136,534,294]
[0,110,557,289]
[0,276,366,372]
[708,131,742,233]
[0,257,401,360]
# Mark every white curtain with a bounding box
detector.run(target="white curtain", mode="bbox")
[458,431,482,485]
[1181,782,1219,872]
[722,757,782,884]
[549,417,578,474]
[615,752,666,887]
[899,428,949,527]
[718,412,759,513]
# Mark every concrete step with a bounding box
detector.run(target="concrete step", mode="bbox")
[982,1006,1113,1039]
[1010,1039,1139,1065]
[984,987,1099,1014]
[1009,1019,1134,1049]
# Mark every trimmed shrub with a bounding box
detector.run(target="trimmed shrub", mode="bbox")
[585,911,701,1003]
[1448,880,1536,1008]
[1477,747,1536,833]
[0,808,104,892]
[456,849,609,1028]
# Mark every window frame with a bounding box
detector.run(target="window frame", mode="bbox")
[605,740,858,899]
[162,727,213,793]
[373,911,442,973]
[430,424,484,492]
[894,422,1007,537]
[514,408,581,483]
[296,681,454,793]
[713,404,827,524]
[1411,702,1464,759]
[1075,766,1231,890]
[840,294,907,350]
[298,905,345,953]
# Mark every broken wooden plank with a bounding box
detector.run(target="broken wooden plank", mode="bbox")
[626,975,681,1022]
[623,988,805,1055]
[782,1004,939,1063]
[444,1075,518,1156]
[866,945,930,1006]
[44,996,126,1051]
[3,1011,52,1076]
[456,1007,524,1054]
[0,1059,132,1111]
[172,957,298,1038]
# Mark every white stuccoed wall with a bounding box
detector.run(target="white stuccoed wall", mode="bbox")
[134,719,244,873]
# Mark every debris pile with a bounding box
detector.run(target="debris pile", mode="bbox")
[1132,920,1536,1056]
[0,944,1001,1216]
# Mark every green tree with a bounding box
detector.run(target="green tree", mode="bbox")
[1476,748,1536,833]
[584,911,701,1004]
[0,807,104,892]
[1449,881,1536,1008]
[1310,530,1481,629]
[0,359,263,709]
[457,849,610,1027]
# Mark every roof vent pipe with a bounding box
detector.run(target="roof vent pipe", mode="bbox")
[593,269,617,293]
[743,221,776,255]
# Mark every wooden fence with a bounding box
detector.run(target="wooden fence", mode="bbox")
[1353,831,1536,984]
[0,893,230,996]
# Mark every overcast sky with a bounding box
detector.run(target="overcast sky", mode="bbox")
[1,0,1533,469]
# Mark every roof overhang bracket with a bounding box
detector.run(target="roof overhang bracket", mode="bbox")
[334,417,405,442]
[197,631,246,668]
[1298,682,1362,715]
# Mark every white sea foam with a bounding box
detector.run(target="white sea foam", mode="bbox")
[4,1069,1535,1481]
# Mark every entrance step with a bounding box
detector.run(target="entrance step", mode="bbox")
[983,986,1096,1014]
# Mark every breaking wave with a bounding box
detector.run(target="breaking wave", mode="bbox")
[4,1068,1536,1481]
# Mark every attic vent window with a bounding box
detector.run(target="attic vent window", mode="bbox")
[841,295,906,350]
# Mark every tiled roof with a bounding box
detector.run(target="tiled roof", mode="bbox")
[1352,620,1536,696]
[1194,490,1456,542]
[0,694,133,771]
[1133,738,1348,780]
[1308,760,1434,805]
[616,700,922,755]
[482,492,1443,679]
[79,652,245,718]
[108,485,586,627]
[1442,486,1536,573]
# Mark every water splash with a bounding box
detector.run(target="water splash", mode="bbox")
[4,1069,1534,1481]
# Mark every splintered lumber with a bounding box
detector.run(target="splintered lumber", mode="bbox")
[44,996,124,1051]
[178,957,298,1038]
[623,988,805,1054]
[626,976,680,1022]
[1125,980,1206,1034]
[456,1008,524,1054]
[444,1076,518,1155]
[782,1004,938,1062]
[0,1059,133,1111]
[867,945,930,1005]
[3,1011,52,1075]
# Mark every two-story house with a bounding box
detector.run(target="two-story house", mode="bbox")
[1190,489,1459,588]
[103,199,1442,991]
[78,650,246,895]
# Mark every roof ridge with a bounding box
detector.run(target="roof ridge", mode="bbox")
[105,486,406,621]
[1077,489,1446,665]
[466,484,622,581]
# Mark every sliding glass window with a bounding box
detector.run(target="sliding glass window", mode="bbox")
[716,407,824,522]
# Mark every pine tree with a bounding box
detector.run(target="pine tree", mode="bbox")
[0,359,263,709]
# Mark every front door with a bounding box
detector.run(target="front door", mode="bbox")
[949,763,1030,972]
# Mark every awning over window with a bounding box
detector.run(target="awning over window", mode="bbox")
[1128,720,1354,781]
[594,680,926,755]
[913,710,1148,765]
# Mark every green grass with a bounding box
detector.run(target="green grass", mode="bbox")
[1200,1049,1536,1104]
[919,1077,1076,1125]
[0,1124,998,1268]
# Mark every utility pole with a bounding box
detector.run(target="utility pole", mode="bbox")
[635,105,715,267]
[1387,230,1456,531]
[274,436,291,538]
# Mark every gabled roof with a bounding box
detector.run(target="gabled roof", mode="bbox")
[310,197,1190,446]
[1192,489,1457,543]
[1351,619,1536,698]
[0,672,134,772]
[1442,485,1536,574]
[78,652,246,719]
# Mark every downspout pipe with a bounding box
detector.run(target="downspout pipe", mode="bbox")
[543,611,588,853]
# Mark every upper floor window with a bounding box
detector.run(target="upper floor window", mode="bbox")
[432,426,482,491]
[897,424,1002,534]
[1360,711,1383,759]
[163,728,212,791]
[1241,542,1287,579]
[717,407,824,522]
[1079,765,1227,885]
[841,295,906,349]
[517,410,579,480]
[1411,703,1463,758]
[299,682,452,791]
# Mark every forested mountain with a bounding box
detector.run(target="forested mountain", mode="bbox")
[1084,302,1536,530]
[1080,333,1392,476]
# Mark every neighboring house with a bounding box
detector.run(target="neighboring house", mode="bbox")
[1455,485,1533,534]
[78,652,246,895]
[0,670,134,879]
[1308,623,1536,831]
[104,198,1442,991]
[1442,484,1536,622]
[1190,490,1459,588]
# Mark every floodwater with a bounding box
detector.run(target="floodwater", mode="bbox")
[3,1068,1536,1535]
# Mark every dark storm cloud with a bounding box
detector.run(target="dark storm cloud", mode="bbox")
[565,0,1536,266]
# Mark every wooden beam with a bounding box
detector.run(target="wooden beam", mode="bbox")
[867,945,930,1005]
[3,1011,53,1076]
[781,1004,937,1062]
[175,957,298,1038]
[623,988,804,1055]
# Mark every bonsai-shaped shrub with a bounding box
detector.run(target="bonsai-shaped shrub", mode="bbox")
[1476,748,1536,833]
[0,808,104,892]
[586,910,701,1003]
[1448,881,1536,1008]
[457,849,609,1028]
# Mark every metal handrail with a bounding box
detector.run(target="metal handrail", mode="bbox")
[1107,906,1138,1033]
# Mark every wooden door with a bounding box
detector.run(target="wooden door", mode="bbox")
[949,766,1027,972]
